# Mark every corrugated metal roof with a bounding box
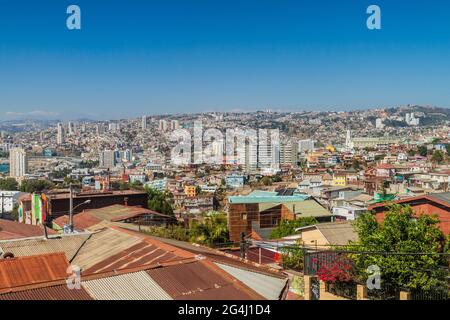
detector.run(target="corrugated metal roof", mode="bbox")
[147,261,230,298]
[0,219,57,240]
[53,212,102,230]
[82,271,172,300]
[285,200,332,217]
[136,233,285,278]
[71,228,142,271]
[214,262,287,300]
[175,284,257,300]
[428,192,450,205]
[0,233,91,261]
[82,241,179,274]
[0,284,93,300]
[316,221,358,245]
[84,204,172,222]
[0,253,69,290]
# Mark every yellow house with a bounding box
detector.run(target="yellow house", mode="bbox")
[332,174,347,187]
[184,185,197,197]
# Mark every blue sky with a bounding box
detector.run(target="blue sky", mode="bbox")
[0,0,450,120]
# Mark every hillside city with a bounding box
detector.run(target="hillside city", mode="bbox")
[1,104,450,301]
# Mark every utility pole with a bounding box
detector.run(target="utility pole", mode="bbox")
[240,232,246,259]
[69,183,74,233]
[0,193,4,219]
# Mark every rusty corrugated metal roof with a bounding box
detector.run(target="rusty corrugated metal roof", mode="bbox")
[147,260,229,298]
[175,284,258,300]
[133,232,286,278]
[53,212,102,231]
[0,284,93,300]
[82,241,180,274]
[0,219,57,241]
[146,260,264,300]
[81,271,172,300]
[0,253,69,290]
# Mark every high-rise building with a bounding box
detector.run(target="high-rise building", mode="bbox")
[375,118,384,129]
[57,123,65,145]
[170,120,180,130]
[99,150,116,169]
[159,119,168,131]
[244,139,258,173]
[142,116,147,131]
[298,139,315,153]
[405,113,419,126]
[9,147,28,178]
[280,140,298,167]
[240,129,281,173]
[345,130,354,150]
[96,124,105,135]
[122,149,132,162]
[68,122,75,135]
[109,122,120,132]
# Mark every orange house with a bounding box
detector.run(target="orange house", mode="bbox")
[184,185,197,197]
[368,192,450,235]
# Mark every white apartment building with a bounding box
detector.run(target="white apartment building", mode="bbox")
[9,147,28,178]
[57,123,65,145]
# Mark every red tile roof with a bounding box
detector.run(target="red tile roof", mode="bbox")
[0,253,69,292]
[0,219,57,240]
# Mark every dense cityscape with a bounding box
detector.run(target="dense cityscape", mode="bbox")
[1,0,450,307]
[1,104,450,301]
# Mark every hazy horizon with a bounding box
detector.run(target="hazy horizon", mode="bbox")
[1,1,450,120]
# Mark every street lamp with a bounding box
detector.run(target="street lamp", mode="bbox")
[68,191,92,233]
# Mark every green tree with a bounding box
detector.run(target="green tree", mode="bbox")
[9,204,19,221]
[272,175,282,183]
[431,150,445,164]
[142,224,189,241]
[445,144,450,155]
[418,145,428,157]
[19,180,54,193]
[0,178,18,191]
[432,138,441,145]
[269,217,318,239]
[348,205,446,290]
[129,180,144,191]
[280,240,304,271]
[50,168,72,180]
[146,187,174,215]
[407,148,416,157]
[260,176,273,186]
[189,214,230,246]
